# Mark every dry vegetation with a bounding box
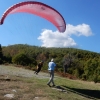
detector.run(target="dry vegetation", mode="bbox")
[0,65,100,100]
[0,75,49,100]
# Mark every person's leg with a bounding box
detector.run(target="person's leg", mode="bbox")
[36,68,41,74]
[63,66,66,73]
[51,70,55,86]
[34,70,37,74]
[47,70,55,86]
[47,71,52,85]
[47,71,51,87]
[63,65,67,74]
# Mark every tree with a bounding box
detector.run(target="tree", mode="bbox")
[12,53,32,66]
[0,44,3,64]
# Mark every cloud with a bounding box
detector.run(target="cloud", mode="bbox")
[66,24,93,37]
[38,23,93,47]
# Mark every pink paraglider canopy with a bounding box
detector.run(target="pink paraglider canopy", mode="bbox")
[0,1,66,32]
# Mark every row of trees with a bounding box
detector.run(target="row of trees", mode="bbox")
[1,44,100,83]
[0,44,3,64]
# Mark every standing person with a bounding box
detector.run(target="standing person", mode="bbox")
[47,58,56,87]
[63,59,68,74]
[34,61,44,75]
[63,64,67,74]
[63,54,72,74]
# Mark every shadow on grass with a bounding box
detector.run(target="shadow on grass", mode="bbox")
[62,85,100,100]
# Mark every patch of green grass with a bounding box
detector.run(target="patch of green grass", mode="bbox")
[21,76,100,100]
[0,64,100,100]
[0,75,100,100]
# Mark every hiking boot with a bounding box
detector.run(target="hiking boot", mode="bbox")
[47,84,51,87]
[36,73,38,75]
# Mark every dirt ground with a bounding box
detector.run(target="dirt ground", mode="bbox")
[0,65,51,100]
[0,65,49,79]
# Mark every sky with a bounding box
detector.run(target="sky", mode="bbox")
[0,0,100,53]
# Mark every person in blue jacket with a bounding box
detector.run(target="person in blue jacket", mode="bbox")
[47,58,56,87]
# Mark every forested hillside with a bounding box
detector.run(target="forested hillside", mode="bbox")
[1,44,100,83]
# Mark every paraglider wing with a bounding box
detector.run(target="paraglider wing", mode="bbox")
[0,1,66,32]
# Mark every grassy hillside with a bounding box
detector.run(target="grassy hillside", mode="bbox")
[1,44,100,82]
[0,65,100,100]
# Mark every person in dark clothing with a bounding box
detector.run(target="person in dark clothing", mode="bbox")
[63,64,68,74]
[34,61,44,75]
[63,58,70,74]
